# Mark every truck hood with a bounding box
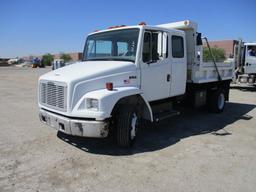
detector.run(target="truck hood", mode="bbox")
[39,60,136,83]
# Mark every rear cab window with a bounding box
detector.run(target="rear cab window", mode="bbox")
[172,36,184,58]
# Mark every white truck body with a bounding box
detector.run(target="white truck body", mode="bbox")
[38,20,233,145]
[244,43,256,74]
[233,41,256,84]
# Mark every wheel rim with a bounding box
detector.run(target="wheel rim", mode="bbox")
[130,113,138,140]
[218,93,225,110]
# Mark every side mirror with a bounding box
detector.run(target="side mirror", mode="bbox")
[196,33,203,46]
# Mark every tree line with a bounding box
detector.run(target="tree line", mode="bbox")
[203,46,226,62]
[41,53,72,66]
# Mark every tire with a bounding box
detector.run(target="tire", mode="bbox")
[116,106,139,147]
[208,89,226,113]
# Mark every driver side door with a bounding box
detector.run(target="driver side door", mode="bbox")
[140,30,171,102]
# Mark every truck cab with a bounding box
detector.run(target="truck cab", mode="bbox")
[244,43,256,74]
[38,20,233,146]
[234,41,256,84]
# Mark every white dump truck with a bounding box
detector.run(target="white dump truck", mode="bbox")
[233,41,256,85]
[38,20,234,146]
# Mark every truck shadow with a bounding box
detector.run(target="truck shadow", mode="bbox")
[230,85,256,92]
[57,102,255,156]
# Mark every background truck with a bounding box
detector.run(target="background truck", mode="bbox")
[52,59,65,70]
[38,20,234,147]
[233,41,256,85]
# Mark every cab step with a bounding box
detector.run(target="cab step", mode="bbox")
[153,110,180,122]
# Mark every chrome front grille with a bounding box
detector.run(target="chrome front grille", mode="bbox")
[40,81,67,111]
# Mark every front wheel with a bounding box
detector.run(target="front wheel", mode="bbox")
[116,107,139,147]
[208,89,226,113]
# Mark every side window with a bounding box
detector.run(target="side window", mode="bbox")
[172,36,184,58]
[143,31,169,63]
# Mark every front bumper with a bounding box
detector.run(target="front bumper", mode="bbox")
[39,109,109,138]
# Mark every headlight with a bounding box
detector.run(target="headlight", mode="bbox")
[86,98,99,111]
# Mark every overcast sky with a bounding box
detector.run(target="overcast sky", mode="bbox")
[0,0,255,58]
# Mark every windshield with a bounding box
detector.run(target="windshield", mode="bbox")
[83,29,140,62]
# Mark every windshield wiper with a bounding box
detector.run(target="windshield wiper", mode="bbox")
[111,58,135,62]
[83,58,135,62]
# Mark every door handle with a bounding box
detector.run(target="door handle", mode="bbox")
[167,74,171,82]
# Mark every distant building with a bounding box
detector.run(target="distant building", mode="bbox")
[204,40,239,58]
[54,52,83,61]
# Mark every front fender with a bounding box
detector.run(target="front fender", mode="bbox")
[72,87,152,121]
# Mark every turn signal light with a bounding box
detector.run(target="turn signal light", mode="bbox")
[106,82,113,91]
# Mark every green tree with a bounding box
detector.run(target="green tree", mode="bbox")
[203,46,226,62]
[42,53,54,66]
[60,53,72,62]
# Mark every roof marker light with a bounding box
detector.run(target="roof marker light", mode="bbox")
[138,22,146,25]
[108,25,126,29]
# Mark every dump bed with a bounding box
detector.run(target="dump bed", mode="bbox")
[187,61,234,83]
[158,20,234,84]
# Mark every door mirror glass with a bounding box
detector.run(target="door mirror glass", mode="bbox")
[143,32,151,63]
[152,32,159,61]
[159,32,168,59]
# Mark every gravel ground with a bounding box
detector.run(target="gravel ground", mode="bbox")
[0,67,255,192]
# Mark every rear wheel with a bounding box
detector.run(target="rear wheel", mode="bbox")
[208,89,226,113]
[116,106,139,147]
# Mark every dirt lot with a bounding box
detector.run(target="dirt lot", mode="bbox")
[0,67,256,192]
